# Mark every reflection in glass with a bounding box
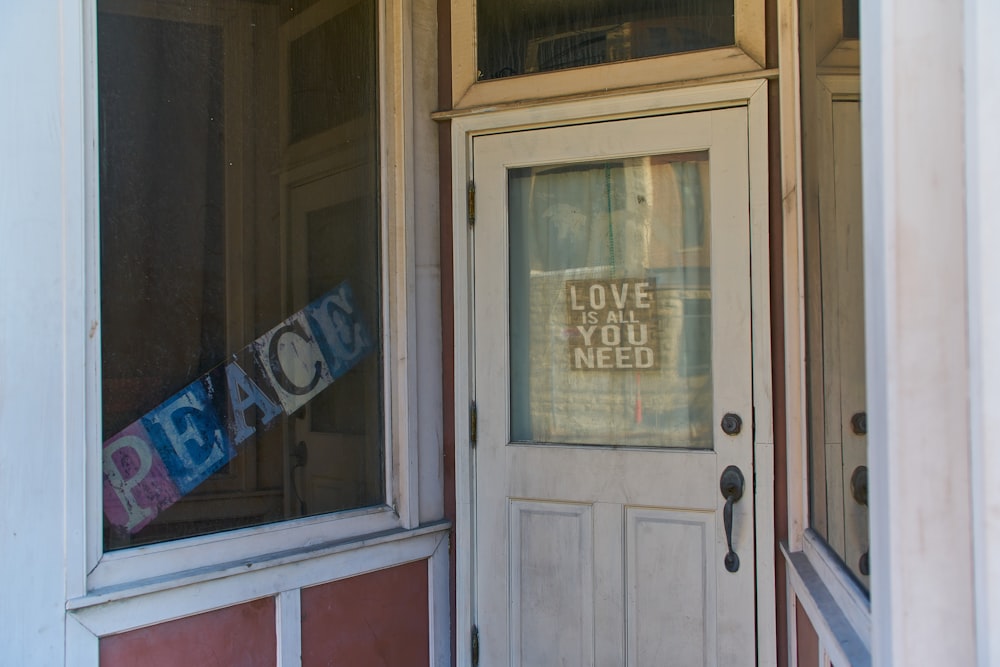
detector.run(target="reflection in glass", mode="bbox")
[477,0,734,80]
[98,0,382,550]
[800,0,867,589]
[842,0,859,39]
[509,154,713,448]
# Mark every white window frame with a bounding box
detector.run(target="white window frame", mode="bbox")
[447,0,768,109]
[73,0,426,601]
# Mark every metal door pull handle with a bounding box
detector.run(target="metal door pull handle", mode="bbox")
[720,465,745,573]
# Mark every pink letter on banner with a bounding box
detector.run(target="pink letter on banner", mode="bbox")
[103,421,181,534]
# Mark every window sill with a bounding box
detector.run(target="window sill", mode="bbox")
[72,519,450,612]
[781,533,871,666]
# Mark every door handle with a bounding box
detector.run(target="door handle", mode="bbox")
[720,465,745,573]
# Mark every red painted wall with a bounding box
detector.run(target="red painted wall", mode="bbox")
[301,560,429,667]
[796,599,820,667]
[100,597,276,667]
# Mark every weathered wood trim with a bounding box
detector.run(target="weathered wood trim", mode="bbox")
[863,0,976,662]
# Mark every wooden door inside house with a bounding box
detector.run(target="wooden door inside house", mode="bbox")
[471,108,758,666]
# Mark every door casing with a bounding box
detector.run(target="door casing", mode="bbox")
[449,80,776,666]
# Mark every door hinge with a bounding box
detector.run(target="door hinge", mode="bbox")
[470,401,478,447]
[467,181,476,226]
[471,624,480,666]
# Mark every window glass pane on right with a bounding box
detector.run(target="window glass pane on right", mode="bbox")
[800,0,867,589]
[476,0,735,80]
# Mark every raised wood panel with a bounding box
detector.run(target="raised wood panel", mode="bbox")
[300,560,429,667]
[626,507,715,666]
[509,500,595,667]
[99,598,276,667]
[796,598,821,667]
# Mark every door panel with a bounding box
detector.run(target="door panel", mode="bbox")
[509,500,595,666]
[473,109,754,666]
[627,507,716,665]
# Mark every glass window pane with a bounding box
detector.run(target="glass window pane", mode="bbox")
[98,0,382,550]
[803,100,867,588]
[801,0,867,589]
[842,0,859,39]
[509,154,713,448]
[477,0,735,80]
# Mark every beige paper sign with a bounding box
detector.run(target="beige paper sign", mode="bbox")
[565,278,659,371]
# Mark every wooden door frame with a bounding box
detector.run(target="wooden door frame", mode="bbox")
[450,79,775,666]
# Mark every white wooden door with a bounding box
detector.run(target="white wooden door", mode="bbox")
[472,108,756,666]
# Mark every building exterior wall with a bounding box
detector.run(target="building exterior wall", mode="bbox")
[4,0,1000,665]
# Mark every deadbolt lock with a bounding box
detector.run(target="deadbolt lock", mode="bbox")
[721,413,742,436]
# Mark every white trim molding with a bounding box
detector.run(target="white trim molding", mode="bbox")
[863,0,977,664]
[966,1,1000,665]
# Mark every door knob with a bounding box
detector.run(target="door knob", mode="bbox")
[720,465,745,572]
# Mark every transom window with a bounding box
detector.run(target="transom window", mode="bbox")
[476,0,735,80]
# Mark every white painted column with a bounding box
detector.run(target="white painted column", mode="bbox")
[862,0,977,665]
[966,0,1000,664]
[0,2,88,665]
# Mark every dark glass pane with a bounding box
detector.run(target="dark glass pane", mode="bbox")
[99,15,227,439]
[477,0,735,80]
[289,2,375,143]
[98,0,382,550]
[800,0,866,591]
[843,0,859,39]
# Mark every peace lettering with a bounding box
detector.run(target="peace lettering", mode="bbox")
[102,281,373,534]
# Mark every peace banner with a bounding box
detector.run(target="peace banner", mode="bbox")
[102,281,373,534]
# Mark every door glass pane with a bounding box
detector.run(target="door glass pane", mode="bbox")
[477,0,735,81]
[99,0,383,550]
[509,154,713,448]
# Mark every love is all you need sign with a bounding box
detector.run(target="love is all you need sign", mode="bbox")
[565,278,659,371]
